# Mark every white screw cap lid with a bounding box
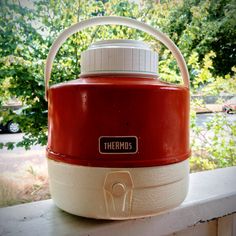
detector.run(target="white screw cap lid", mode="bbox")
[80,39,158,77]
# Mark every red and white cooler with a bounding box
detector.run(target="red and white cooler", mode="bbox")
[45,16,191,220]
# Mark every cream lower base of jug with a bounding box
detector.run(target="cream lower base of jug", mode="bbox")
[47,159,189,220]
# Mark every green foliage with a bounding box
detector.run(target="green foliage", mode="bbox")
[0,0,235,172]
[189,51,235,172]
[190,108,236,172]
[165,0,236,76]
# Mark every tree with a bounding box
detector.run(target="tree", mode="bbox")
[165,0,236,76]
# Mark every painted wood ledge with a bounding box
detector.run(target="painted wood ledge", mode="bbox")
[0,166,236,236]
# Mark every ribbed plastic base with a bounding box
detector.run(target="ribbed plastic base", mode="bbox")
[47,159,189,220]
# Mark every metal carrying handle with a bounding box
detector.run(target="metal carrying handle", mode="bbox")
[45,16,190,100]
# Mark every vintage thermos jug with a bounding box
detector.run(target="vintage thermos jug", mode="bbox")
[45,16,191,220]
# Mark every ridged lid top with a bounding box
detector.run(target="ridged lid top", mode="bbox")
[80,39,158,77]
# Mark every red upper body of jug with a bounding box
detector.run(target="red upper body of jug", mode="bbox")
[47,39,190,168]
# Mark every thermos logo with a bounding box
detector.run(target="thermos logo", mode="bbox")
[99,136,138,154]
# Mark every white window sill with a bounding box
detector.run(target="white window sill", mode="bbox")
[0,166,236,236]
